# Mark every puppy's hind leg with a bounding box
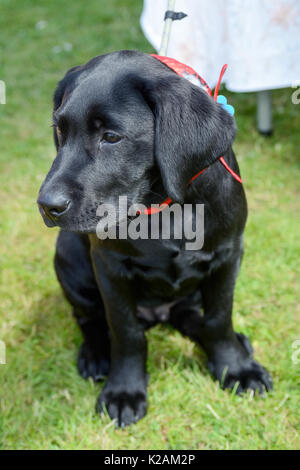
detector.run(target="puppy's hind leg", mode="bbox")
[55,230,110,381]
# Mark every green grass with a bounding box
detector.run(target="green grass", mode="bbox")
[0,0,299,450]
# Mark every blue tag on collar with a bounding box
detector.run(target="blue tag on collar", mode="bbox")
[217,95,235,116]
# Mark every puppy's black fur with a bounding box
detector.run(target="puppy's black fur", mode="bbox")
[38,51,272,426]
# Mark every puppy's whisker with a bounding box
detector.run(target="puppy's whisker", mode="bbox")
[147,189,166,200]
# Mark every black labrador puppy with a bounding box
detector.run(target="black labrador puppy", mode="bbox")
[37,50,272,426]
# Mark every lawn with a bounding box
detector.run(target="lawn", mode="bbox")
[0,0,299,450]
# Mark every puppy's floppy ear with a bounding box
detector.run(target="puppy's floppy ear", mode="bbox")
[53,65,82,149]
[143,76,236,203]
[53,65,82,111]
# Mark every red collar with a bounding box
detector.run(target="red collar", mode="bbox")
[143,54,242,215]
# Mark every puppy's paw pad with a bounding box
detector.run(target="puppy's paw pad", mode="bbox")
[77,342,110,382]
[222,360,273,395]
[96,388,148,427]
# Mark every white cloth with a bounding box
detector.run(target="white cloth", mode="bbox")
[141,0,300,92]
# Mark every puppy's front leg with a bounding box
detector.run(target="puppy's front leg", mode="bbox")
[170,253,272,394]
[91,247,148,427]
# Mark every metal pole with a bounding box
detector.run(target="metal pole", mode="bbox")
[159,0,176,56]
[257,90,273,136]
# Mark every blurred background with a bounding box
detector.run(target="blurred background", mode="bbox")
[0,0,299,450]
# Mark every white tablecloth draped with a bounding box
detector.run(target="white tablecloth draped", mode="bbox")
[141,0,300,92]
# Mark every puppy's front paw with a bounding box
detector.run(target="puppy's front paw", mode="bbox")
[77,342,110,382]
[209,358,273,395]
[208,333,272,395]
[96,385,148,427]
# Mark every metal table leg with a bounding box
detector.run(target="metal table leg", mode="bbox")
[257,90,272,136]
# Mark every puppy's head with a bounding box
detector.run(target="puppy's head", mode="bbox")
[37,50,236,232]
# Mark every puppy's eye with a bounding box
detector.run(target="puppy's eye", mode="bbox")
[102,132,121,144]
[56,126,63,146]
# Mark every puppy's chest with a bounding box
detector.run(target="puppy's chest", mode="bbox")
[130,249,220,301]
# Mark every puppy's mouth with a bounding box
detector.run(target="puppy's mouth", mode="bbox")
[37,202,103,234]
[37,197,140,234]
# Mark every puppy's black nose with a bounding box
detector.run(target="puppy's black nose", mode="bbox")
[38,194,71,219]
